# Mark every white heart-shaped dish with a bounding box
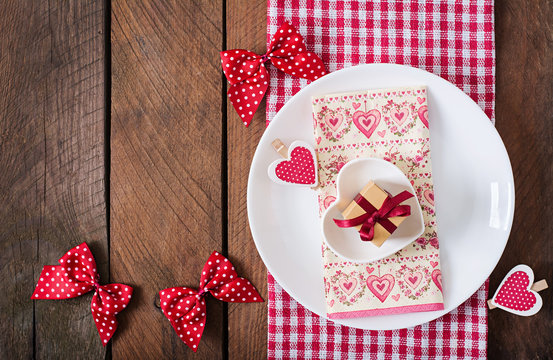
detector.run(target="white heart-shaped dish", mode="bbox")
[321,158,425,263]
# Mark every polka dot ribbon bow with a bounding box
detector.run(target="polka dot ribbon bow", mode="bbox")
[221,21,327,127]
[31,243,133,346]
[159,251,263,352]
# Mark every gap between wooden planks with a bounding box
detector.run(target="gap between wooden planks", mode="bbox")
[226,0,269,359]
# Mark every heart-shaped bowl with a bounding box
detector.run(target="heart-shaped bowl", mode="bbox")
[322,158,424,263]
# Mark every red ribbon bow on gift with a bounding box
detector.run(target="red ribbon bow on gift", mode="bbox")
[221,21,327,127]
[334,191,414,242]
[159,251,263,352]
[31,242,133,346]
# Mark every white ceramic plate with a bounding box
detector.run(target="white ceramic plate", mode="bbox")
[322,158,424,263]
[247,64,514,330]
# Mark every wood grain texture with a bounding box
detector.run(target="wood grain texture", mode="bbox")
[0,1,107,359]
[491,0,553,358]
[226,1,269,359]
[110,0,224,358]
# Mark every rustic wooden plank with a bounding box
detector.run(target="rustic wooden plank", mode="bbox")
[110,0,224,358]
[491,0,553,358]
[0,0,107,359]
[226,1,269,358]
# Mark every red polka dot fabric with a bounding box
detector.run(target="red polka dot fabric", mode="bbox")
[495,271,537,311]
[221,21,326,127]
[31,243,133,346]
[159,251,263,352]
[275,146,316,185]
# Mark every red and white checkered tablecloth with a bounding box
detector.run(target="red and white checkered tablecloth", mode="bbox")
[265,0,494,359]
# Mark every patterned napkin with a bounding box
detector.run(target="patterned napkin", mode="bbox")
[266,0,494,358]
[313,86,443,318]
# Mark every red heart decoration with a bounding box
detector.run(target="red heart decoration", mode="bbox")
[491,265,543,316]
[274,146,316,185]
[495,271,536,311]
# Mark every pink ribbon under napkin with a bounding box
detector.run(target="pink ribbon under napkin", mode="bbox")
[266,1,494,358]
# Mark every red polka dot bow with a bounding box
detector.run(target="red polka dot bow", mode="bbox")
[159,251,263,352]
[31,243,133,346]
[221,21,327,127]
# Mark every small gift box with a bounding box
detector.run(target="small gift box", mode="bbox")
[334,181,413,247]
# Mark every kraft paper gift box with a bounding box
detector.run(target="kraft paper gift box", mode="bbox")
[340,181,409,247]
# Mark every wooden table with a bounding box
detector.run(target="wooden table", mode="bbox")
[1,1,552,358]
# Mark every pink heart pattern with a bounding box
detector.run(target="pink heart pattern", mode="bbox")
[423,189,435,206]
[431,269,442,292]
[418,105,429,128]
[339,277,358,295]
[404,272,423,289]
[390,108,410,126]
[274,147,316,185]
[366,274,395,303]
[323,196,336,210]
[352,109,381,139]
[324,113,343,132]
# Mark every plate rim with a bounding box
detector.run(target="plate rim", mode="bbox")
[247,63,514,330]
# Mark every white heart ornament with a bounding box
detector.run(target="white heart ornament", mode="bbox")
[267,141,318,187]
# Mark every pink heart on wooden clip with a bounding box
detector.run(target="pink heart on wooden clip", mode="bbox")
[366,274,395,302]
[418,105,429,128]
[352,109,381,139]
[268,141,318,187]
[491,265,543,316]
[390,108,409,126]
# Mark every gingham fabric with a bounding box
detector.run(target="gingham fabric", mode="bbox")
[265,0,494,358]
